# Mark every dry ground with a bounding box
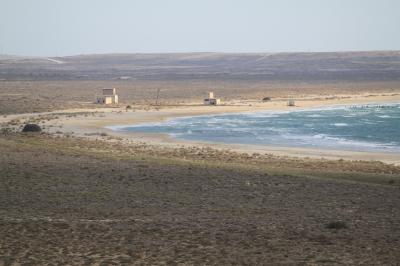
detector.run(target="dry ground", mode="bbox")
[1,133,399,265]
[1,79,400,114]
[2,51,400,114]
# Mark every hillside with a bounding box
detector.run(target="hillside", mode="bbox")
[1,51,400,81]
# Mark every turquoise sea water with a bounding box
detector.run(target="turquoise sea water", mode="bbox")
[110,103,400,153]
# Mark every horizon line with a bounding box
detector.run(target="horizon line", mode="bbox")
[1,49,400,58]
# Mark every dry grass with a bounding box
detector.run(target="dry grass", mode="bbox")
[1,133,400,264]
[3,132,400,186]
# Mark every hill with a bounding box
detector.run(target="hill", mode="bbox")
[1,51,400,81]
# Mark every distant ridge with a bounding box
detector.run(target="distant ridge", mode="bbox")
[1,51,400,81]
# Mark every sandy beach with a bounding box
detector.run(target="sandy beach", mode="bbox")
[5,92,398,164]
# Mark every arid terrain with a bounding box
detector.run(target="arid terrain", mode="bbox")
[1,51,400,114]
[1,52,400,265]
[1,132,400,265]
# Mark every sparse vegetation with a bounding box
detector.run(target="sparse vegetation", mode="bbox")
[0,133,399,264]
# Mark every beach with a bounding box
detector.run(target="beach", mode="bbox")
[3,92,399,164]
[65,93,400,164]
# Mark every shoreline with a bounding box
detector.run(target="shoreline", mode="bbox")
[2,92,399,164]
[59,93,400,165]
[106,100,400,130]
[105,132,400,165]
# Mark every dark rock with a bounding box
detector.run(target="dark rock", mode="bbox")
[22,124,42,133]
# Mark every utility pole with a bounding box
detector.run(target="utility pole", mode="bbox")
[155,88,161,106]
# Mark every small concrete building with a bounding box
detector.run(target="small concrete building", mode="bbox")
[204,92,221,105]
[96,88,119,104]
[287,99,295,106]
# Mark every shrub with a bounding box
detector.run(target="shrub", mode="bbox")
[325,221,348,230]
[22,124,42,133]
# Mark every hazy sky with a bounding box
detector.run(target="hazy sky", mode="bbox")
[1,0,399,56]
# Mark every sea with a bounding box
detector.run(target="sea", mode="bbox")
[109,103,400,153]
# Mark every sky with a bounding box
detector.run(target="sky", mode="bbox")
[0,0,399,56]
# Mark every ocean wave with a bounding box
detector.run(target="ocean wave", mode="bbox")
[277,133,398,150]
[332,123,348,127]
[107,102,400,153]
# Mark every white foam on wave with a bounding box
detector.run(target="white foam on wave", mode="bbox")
[247,113,280,118]
[306,114,323,118]
[105,102,400,153]
[107,103,400,131]
[332,123,348,127]
[276,132,398,151]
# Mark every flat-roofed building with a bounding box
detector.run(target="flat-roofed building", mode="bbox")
[96,88,119,104]
[204,91,221,106]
